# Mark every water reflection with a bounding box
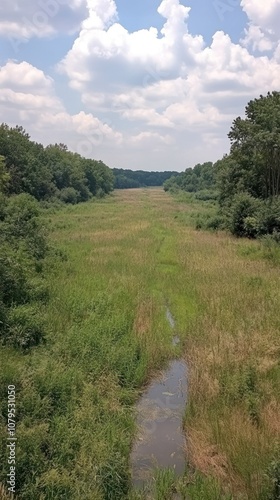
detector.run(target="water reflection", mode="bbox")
[131,359,187,487]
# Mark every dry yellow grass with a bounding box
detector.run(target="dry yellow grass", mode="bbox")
[0,484,13,500]
[187,427,234,483]
[133,300,155,340]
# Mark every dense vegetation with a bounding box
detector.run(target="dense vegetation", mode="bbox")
[163,161,216,195]
[112,168,180,189]
[0,124,114,203]
[0,123,114,381]
[0,125,116,499]
[0,193,51,351]
[164,91,280,239]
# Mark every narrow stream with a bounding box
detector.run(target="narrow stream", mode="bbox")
[131,308,187,488]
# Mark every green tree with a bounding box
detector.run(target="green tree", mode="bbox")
[0,124,31,194]
[0,124,55,199]
[228,91,280,199]
[0,123,113,204]
[44,145,91,202]
[92,160,114,195]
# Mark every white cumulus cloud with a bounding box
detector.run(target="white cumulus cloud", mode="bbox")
[0,60,123,163]
[241,0,280,36]
[240,0,280,53]
[0,0,88,43]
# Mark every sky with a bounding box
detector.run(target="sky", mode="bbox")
[0,0,280,172]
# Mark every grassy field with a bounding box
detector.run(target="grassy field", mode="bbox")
[1,188,279,499]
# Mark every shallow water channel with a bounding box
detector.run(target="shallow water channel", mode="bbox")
[130,309,187,488]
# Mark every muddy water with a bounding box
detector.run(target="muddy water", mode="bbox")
[131,309,187,488]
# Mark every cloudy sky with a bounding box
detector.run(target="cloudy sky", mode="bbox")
[0,0,280,171]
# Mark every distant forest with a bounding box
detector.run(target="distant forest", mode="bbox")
[112,168,181,189]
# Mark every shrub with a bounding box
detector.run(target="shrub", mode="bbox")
[59,187,79,204]
[195,189,219,201]
[2,194,48,259]
[4,193,40,229]
[0,194,49,348]
[96,188,106,199]
[226,194,280,239]
[0,247,30,307]
[243,201,280,239]
[194,212,225,232]
[39,197,63,211]
[227,193,261,237]
[205,215,226,230]
[256,198,280,236]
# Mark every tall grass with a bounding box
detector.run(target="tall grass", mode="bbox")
[0,188,279,499]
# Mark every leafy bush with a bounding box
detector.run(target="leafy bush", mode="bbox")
[227,193,261,237]
[194,212,226,232]
[59,187,79,205]
[4,193,40,227]
[0,194,50,349]
[256,198,280,236]
[2,194,48,259]
[195,189,219,201]
[0,246,30,307]
[96,188,106,199]
[227,194,280,238]
[39,197,63,211]
[205,215,226,230]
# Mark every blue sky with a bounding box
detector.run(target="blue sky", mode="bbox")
[0,0,279,171]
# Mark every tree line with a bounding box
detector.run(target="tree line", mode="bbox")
[164,91,280,239]
[0,124,114,203]
[113,168,180,189]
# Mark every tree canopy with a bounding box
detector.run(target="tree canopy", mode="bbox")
[0,124,114,203]
[164,91,280,239]
[226,91,280,199]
